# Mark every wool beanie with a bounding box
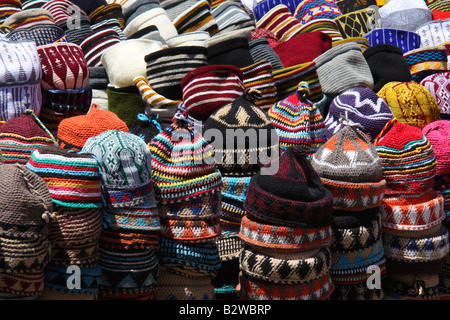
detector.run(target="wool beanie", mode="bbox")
[253,0,301,21]
[3,8,55,29]
[171,0,219,37]
[0,110,57,164]
[415,19,450,48]
[377,81,441,129]
[295,15,344,43]
[160,0,198,21]
[90,18,126,40]
[6,24,67,47]
[122,0,159,26]
[294,0,343,26]
[421,71,450,119]
[57,104,129,151]
[380,8,432,32]
[313,41,374,100]
[88,3,125,29]
[333,36,370,52]
[181,64,246,122]
[165,31,210,48]
[403,45,448,83]
[0,0,22,24]
[101,39,166,88]
[364,28,421,54]
[0,163,53,299]
[256,4,302,43]
[78,28,122,68]
[251,27,280,49]
[248,36,285,71]
[268,82,326,159]
[273,31,332,68]
[374,119,448,299]
[237,146,334,300]
[211,0,255,34]
[206,27,255,69]
[333,7,375,39]
[363,44,413,93]
[144,46,209,102]
[324,87,394,142]
[0,39,43,122]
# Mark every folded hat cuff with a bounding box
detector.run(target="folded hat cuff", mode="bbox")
[236,270,334,300]
[320,177,386,211]
[159,218,221,243]
[102,183,155,209]
[166,31,210,47]
[41,86,92,114]
[239,246,331,284]
[0,269,45,298]
[221,176,250,203]
[383,225,449,263]
[98,228,159,251]
[331,237,385,271]
[157,237,221,271]
[381,191,445,231]
[238,215,333,251]
[244,181,333,228]
[103,203,161,233]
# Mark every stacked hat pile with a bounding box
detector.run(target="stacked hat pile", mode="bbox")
[268,81,326,159]
[374,119,449,299]
[423,120,450,294]
[203,88,279,298]
[0,157,54,299]
[149,115,223,300]
[25,145,104,299]
[311,124,387,300]
[82,129,161,300]
[237,146,335,300]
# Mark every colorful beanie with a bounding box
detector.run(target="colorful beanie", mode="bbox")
[420,71,450,119]
[312,124,386,211]
[377,81,441,129]
[268,82,326,159]
[82,129,160,232]
[333,7,375,39]
[324,87,394,142]
[313,41,374,99]
[294,0,343,26]
[181,64,246,122]
[403,45,448,83]
[364,28,421,54]
[57,105,129,152]
[363,44,413,93]
[0,39,42,122]
[0,110,57,164]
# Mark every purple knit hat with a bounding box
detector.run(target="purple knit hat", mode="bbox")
[324,87,394,141]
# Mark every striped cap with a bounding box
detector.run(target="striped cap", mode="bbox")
[268,82,326,159]
[172,0,219,37]
[312,125,386,211]
[256,4,302,43]
[3,8,55,29]
[25,145,103,208]
[79,28,122,68]
[294,0,342,25]
[181,64,246,121]
[403,45,448,83]
[0,0,22,24]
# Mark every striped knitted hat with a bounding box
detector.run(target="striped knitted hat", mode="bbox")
[0,39,43,122]
[268,82,326,159]
[25,145,103,209]
[79,28,122,68]
[312,125,386,211]
[57,105,129,152]
[160,0,198,21]
[0,110,57,165]
[248,36,285,71]
[181,64,246,122]
[122,0,159,26]
[256,4,302,43]
[253,0,300,21]
[145,46,209,102]
[88,3,125,29]
[37,42,90,91]
[171,0,219,37]
[324,87,394,142]
[374,119,446,232]
[211,0,255,34]
[0,0,22,24]
[420,71,450,118]
[6,24,67,46]
[294,0,342,25]
[377,81,441,129]
[403,45,448,83]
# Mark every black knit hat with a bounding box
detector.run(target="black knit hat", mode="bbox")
[363,44,412,93]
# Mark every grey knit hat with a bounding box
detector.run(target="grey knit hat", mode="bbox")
[313,42,374,99]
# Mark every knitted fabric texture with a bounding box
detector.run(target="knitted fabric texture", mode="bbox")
[403,46,448,83]
[294,0,343,26]
[415,19,450,48]
[423,120,450,176]
[420,71,450,117]
[377,81,441,129]
[312,125,386,211]
[268,82,326,158]
[57,105,129,152]
[324,87,394,141]
[171,0,219,37]
[364,28,421,54]
[333,7,375,39]
[255,4,302,43]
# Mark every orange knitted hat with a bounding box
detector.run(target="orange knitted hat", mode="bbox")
[57,104,129,151]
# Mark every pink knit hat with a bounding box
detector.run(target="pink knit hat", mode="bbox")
[423,120,450,176]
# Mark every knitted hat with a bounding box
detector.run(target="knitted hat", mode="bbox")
[88,3,125,28]
[364,28,421,54]
[363,44,413,93]
[211,0,255,34]
[165,31,210,48]
[380,8,432,32]
[374,119,446,232]
[272,31,333,68]
[171,0,219,37]
[377,81,441,129]
[253,0,300,21]
[324,87,394,141]
[294,0,342,26]
[256,4,302,43]
[0,39,43,122]
[129,113,162,144]
[6,24,67,47]
[160,0,198,21]
[248,36,285,71]
[420,71,450,119]
[415,19,450,48]
[268,82,326,159]
[25,145,103,209]
[313,41,374,99]
[37,42,90,91]
[333,7,375,39]
[101,39,166,88]
[0,110,57,164]
[312,124,386,211]
[90,17,126,40]
[295,16,344,43]
[144,46,209,101]
[78,28,122,68]
[57,105,129,152]
[180,64,246,122]
[403,45,448,83]
[251,27,280,49]
[335,0,378,14]
[0,0,22,24]
[122,0,159,26]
